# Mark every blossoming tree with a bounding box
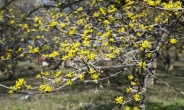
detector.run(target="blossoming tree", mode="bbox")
[0,0,184,109]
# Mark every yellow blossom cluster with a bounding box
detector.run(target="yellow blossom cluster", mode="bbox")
[105,53,114,59]
[40,71,50,77]
[55,70,62,77]
[90,73,99,82]
[49,51,59,58]
[9,78,31,93]
[128,75,134,80]
[28,45,40,53]
[126,74,137,93]
[88,68,99,82]
[54,70,63,84]
[115,96,124,104]
[66,79,72,85]
[140,40,151,50]
[61,42,80,60]
[39,84,53,92]
[133,93,140,101]
[162,1,182,10]
[138,61,146,68]
[78,73,85,80]
[60,22,66,28]
[34,16,42,24]
[170,38,177,45]
[66,72,76,78]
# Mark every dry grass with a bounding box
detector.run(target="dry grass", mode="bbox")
[0,60,184,110]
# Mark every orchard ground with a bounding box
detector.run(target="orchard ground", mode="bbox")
[0,60,184,110]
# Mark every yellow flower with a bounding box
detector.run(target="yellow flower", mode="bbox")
[33,47,39,53]
[109,38,114,42]
[113,48,120,54]
[91,73,99,80]
[49,51,59,58]
[99,7,106,16]
[10,86,18,91]
[22,24,29,30]
[88,68,96,74]
[9,9,13,12]
[131,81,137,86]
[133,93,140,101]
[39,84,46,91]
[9,20,14,24]
[26,85,31,90]
[62,55,69,61]
[36,74,41,78]
[108,5,116,13]
[78,73,85,80]
[140,40,150,50]
[66,79,72,85]
[56,77,62,84]
[105,53,114,59]
[39,84,52,92]
[115,96,124,104]
[9,90,14,94]
[76,19,84,25]
[100,70,104,74]
[119,27,125,33]
[146,53,151,58]
[87,53,97,60]
[44,85,53,92]
[66,73,73,78]
[126,86,132,93]
[55,70,62,77]
[49,21,57,27]
[133,106,140,110]
[34,16,39,22]
[15,78,25,89]
[93,11,100,17]
[1,56,4,60]
[77,7,83,12]
[138,61,146,68]
[40,71,50,76]
[128,75,134,80]
[170,38,177,44]
[60,22,66,28]
[103,20,109,25]
[69,27,77,35]
[125,106,131,110]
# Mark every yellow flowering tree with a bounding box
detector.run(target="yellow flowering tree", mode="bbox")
[0,0,184,110]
